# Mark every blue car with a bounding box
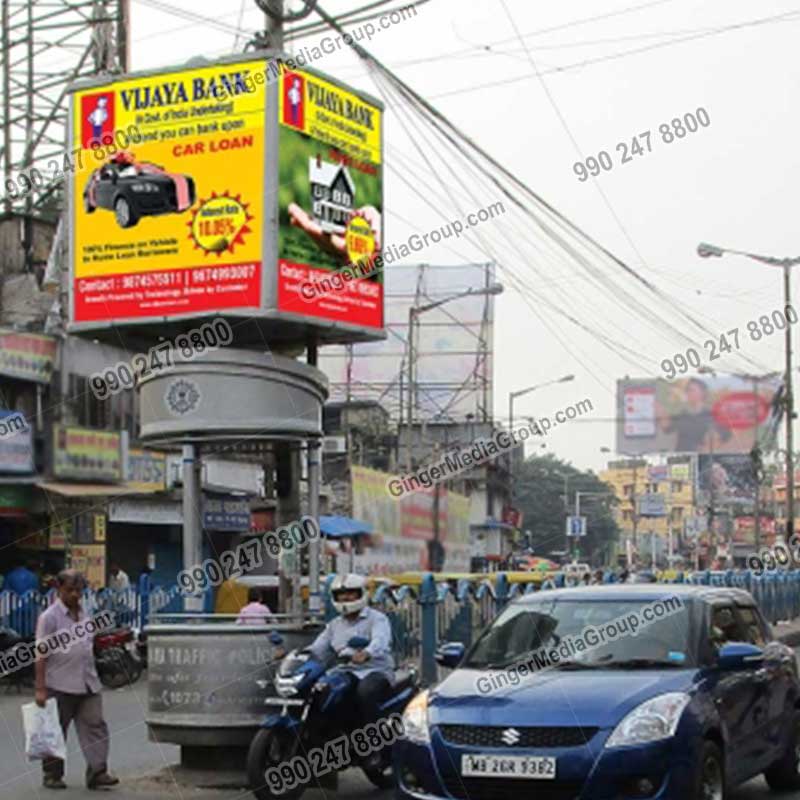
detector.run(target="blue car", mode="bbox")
[396,584,800,800]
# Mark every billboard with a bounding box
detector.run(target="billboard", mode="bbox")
[617,375,782,455]
[351,465,470,572]
[697,453,756,504]
[67,56,384,343]
[277,67,383,328]
[318,262,496,421]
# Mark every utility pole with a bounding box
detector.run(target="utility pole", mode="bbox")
[783,263,795,546]
[697,242,798,546]
[264,0,284,49]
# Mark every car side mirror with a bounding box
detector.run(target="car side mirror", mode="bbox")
[435,642,465,669]
[717,642,764,670]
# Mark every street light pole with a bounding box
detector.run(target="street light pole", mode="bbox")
[697,243,800,544]
[508,374,575,501]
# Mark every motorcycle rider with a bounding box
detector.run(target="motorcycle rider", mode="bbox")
[307,574,394,729]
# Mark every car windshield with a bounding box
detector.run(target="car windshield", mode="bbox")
[465,596,695,669]
[118,166,138,178]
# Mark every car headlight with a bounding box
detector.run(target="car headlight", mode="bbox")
[402,690,430,744]
[606,692,691,748]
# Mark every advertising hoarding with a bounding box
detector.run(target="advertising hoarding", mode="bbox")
[67,56,384,344]
[70,59,265,323]
[277,67,383,328]
[351,465,470,572]
[617,375,782,455]
[696,453,756,503]
[52,425,122,482]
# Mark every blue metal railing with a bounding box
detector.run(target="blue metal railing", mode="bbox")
[3,569,798,686]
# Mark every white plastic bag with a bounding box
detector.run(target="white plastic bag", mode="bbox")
[22,699,66,762]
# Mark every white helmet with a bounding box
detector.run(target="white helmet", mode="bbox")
[331,573,368,615]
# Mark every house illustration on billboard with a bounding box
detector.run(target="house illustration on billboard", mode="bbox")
[309,156,355,234]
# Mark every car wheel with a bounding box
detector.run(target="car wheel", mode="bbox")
[764,711,800,791]
[114,196,138,228]
[693,741,724,800]
[83,194,95,213]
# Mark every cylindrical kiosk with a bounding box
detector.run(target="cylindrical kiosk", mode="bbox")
[138,350,328,763]
[145,616,322,762]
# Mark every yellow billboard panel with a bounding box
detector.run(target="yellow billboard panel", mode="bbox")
[71,59,266,323]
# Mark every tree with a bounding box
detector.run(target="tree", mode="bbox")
[514,453,619,565]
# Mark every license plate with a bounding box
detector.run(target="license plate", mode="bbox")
[461,754,556,779]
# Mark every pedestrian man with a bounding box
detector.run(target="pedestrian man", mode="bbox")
[34,569,118,790]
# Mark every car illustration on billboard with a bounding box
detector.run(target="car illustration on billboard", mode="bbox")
[83,152,196,228]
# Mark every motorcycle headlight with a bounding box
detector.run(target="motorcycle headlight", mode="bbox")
[605,692,691,748]
[402,690,430,744]
[275,672,304,698]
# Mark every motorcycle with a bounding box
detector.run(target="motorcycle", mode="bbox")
[94,627,143,688]
[0,625,34,691]
[246,632,419,800]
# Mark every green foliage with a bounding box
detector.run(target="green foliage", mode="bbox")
[514,453,619,565]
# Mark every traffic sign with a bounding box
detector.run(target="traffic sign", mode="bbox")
[566,515,587,537]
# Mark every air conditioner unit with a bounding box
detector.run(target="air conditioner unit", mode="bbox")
[323,436,347,454]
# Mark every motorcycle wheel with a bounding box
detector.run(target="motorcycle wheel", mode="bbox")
[362,753,395,790]
[98,649,142,689]
[247,728,308,800]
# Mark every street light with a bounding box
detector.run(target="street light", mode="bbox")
[507,374,575,501]
[405,283,505,470]
[697,241,800,543]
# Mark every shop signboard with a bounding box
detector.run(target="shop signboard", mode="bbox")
[0,412,34,473]
[52,425,122,482]
[669,462,691,481]
[70,544,105,589]
[637,493,667,517]
[202,493,251,531]
[126,448,166,491]
[67,56,384,344]
[108,498,181,525]
[0,329,57,383]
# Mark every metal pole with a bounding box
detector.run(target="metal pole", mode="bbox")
[753,376,761,550]
[265,0,284,49]
[508,393,514,501]
[406,307,415,472]
[307,442,321,615]
[182,444,203,612]
[784,262,795,546]
[574,491,580,561]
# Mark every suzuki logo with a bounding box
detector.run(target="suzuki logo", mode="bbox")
[501,728,521,745]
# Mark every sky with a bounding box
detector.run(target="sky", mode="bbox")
[125,0,800,472]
